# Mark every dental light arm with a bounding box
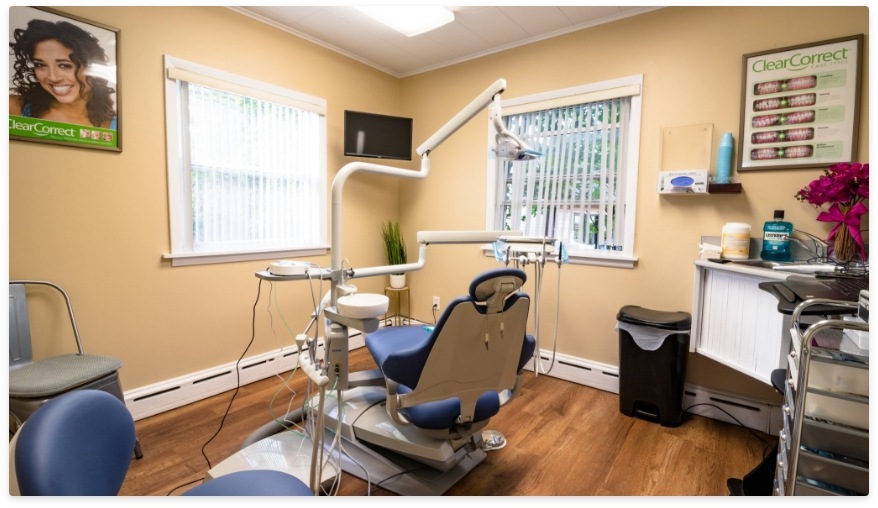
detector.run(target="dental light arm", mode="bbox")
[416,79,507,156]
[331,78,536,289]
[349,230,522,280]
[331,160,431,272]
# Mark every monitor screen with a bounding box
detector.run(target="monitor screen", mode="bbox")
[344,110,413,161]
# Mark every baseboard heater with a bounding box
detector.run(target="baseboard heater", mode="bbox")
[125,333,780,435]
[125,332,365,420]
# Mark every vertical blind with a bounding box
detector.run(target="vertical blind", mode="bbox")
[495,96,630,251]
[186,83,323,252]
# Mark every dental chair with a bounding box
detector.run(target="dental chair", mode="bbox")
[351,267,536,493]
[212,268,535,495]
[366,267,535,440]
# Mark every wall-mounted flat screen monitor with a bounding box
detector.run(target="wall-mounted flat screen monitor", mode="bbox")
[344,110,413,161]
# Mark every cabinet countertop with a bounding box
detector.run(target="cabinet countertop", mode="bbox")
[694,259,792,281]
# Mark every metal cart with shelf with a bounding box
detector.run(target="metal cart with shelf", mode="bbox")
[775,298,869,496]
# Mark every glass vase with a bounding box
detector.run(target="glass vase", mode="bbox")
[830,224,863,263]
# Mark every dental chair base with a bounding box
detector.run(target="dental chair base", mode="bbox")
[326,386,488,495]
[206,427,341,493]
[211,385,488,496]
[208,387,487,496]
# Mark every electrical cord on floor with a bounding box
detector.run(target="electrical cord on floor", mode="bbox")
[197,278,265,469]
[165,476,206,496]
[684,402,773,459]
[162,277,267,495]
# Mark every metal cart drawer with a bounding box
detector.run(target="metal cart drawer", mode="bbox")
[794,478,842,496]
[809,351,868,397]
[804,388,868,430]
[796,448,869,495]
[801,417,869,463]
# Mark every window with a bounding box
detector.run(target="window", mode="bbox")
[487,76,642,268]
[163,56,327,266]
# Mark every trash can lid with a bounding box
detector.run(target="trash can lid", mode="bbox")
[617,305,691,330]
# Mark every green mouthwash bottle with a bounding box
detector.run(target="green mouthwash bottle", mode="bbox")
[760,210,793,261]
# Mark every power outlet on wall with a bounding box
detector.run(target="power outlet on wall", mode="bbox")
[432,296,440,309]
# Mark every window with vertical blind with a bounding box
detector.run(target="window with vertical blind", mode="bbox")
[487,76,642,268]
[163,55,328,266]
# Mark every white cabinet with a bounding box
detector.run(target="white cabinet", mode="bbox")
[692,260,791,384]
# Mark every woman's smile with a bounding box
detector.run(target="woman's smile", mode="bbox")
[32,39,88,104]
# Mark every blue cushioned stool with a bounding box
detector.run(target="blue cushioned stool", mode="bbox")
[184,470,313,496]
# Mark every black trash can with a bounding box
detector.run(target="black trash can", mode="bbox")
[617,305,691,427]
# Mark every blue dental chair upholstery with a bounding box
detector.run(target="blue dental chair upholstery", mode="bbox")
[366,268,535,440]
[13,390,136,495]
[11,390,313,496]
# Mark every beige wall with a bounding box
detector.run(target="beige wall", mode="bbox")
[397,6,868,401]
[8,6,406,388]
[8,6,868,403]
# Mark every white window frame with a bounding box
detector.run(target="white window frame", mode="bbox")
[486,75,642,269]
[162,55,328,266]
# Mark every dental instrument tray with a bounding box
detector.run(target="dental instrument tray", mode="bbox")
[255,267,333,281]
[497,236,557,254]
[499,235,556,244]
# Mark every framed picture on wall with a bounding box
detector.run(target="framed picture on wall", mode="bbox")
[737,34,863,171]
[9,6,121,151]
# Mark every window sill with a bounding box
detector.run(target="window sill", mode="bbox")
[566,252,637,269]
[163,246,328,267]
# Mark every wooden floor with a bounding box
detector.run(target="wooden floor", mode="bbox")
[119,347,772,496]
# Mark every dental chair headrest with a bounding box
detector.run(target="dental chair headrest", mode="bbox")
[469,268,526,314]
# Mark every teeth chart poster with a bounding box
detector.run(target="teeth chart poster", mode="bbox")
[738,35,862,171]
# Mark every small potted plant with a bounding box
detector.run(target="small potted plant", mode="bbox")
[380,220,407,288]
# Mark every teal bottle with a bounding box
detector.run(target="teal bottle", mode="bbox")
[715,133,733,184]
[760,210,793,261]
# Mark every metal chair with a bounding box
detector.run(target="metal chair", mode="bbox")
[8,280,142,458]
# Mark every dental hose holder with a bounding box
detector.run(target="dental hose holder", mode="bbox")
[492,237,567,375]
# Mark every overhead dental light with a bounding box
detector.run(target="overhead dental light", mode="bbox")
[489,101,541,161]
[356,5,455,37]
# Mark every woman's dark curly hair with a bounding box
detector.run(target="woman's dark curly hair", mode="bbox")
[9,18,116,127]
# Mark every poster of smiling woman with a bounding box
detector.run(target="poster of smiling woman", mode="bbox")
[9,6,120,151]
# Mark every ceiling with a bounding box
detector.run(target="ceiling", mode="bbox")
[231,5,660,78]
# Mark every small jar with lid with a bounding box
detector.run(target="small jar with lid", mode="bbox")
[721,223,751,260]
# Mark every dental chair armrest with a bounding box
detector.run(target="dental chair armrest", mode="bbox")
[385,379,413,426]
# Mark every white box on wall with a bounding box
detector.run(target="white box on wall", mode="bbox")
[657,170,708,194]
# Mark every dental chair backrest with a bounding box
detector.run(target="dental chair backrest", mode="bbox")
[386,268,531,432]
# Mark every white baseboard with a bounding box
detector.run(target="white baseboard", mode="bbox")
[126,331,779,436]
[125,332,365,420]
[523,350,620,393]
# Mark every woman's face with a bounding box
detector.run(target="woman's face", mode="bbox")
[31,39,89,104]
